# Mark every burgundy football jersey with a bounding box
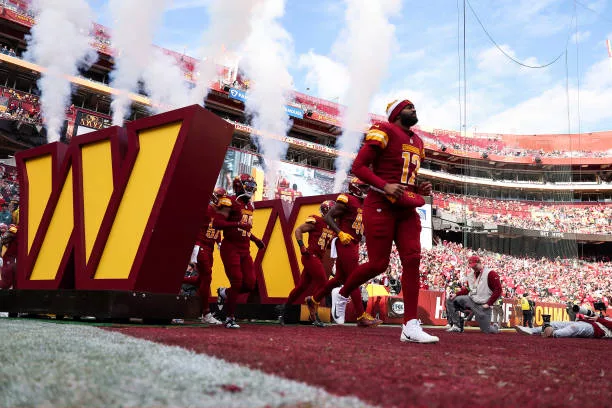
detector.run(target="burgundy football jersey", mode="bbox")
[195,205,221,248]
[363,121,425,190]
[217,195,254,249]
[304,214,334,258]
[335,193,364,239]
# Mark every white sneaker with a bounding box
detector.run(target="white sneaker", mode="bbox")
[400,319,440,343]
[446,325,461,332]
[331,287,349,324]
[490,322,500,333]
[514,325,534,336]
[202,312,222,325]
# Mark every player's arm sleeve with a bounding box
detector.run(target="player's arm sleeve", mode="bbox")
[351,143,388,191]
[486,271,503,306]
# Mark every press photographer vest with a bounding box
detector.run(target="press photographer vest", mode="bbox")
[467,268,492,305]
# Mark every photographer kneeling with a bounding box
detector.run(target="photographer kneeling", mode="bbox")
[446,255,502,334]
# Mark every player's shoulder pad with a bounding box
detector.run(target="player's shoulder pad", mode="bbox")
[365,123,390,149]
[305,215,318,224]
[218,196,232,208]
[336,194,349,204]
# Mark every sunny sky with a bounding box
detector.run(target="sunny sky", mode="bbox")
[86,0,612,135]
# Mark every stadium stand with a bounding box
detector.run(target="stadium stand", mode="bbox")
[0,3,609,312]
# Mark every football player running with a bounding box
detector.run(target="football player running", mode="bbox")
[214,174,265,329]
[184,187,227,325]
[306,178,383,328]
[333,99,438,343]
[276,200,336,326]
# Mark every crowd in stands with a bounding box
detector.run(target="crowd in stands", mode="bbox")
[0,45,17,57]
[359,240,610,307]
[434,192,612,235]
[417,129,612,159]
[0,164,19,226]
[0,87,41,124]
[0,0,33,17]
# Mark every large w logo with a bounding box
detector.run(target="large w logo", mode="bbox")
[16,106,233,293]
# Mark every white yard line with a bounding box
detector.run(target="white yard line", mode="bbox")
[0,318,374,407]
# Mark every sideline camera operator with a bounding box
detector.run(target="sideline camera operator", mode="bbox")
[515,302,611,339]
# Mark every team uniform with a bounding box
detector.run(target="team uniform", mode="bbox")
[214,195,256,324]
[183,204,222,323]
[342,121,424,318]
[285,215,334,306]
[310,193,375,325]
[335,99,438,343]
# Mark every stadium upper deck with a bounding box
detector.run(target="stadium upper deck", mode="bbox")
[0,1,610,201]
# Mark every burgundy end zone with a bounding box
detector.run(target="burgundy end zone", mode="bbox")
[111,324,612,408]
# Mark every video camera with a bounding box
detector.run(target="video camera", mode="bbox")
[593,301,607,312]
[572,303,606,317]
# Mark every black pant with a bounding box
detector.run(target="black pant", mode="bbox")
[522,310,533,328]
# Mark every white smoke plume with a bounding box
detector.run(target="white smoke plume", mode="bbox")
[109,0,169,126]
[24,0,97,143]
[332,0,401,191]
[142,48,191,113]
[240,0,294,196]
[190,0,259,105]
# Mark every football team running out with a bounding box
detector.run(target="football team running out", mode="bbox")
[190,98,439,343]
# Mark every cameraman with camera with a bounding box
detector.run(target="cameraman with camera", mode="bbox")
[515,302,611,338]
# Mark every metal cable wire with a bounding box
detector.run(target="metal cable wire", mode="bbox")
[466,0,573,69]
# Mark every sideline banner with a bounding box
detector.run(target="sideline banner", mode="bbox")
[345,290,573,326]
[228,88,247,103]
[284,105,304,119]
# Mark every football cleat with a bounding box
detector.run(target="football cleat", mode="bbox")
[312,316,326,328]
[356,312,383,328]
[202,312,222,325]
[305,296,319,322]
[400,319,439,343]
[224,318,240,329]
[331,287,349,325]
[275,304,286,326]
[217,287,226,311]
